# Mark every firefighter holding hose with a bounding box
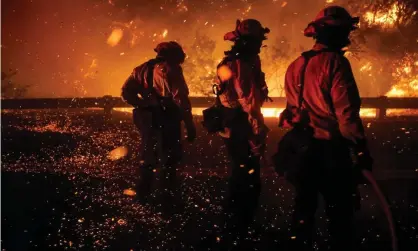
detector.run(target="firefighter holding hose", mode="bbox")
[276,6,374,251]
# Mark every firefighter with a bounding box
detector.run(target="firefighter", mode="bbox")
[121,41,196,210]
[215,19,270,248]
[281,6,373,251]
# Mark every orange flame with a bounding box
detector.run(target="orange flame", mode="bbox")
[364,4,399,28]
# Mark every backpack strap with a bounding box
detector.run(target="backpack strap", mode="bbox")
[297,50,325,111]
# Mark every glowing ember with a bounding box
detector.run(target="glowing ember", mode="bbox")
[123,189,136,197]
[83,59,98,79]
[117,219,127,225]
[162,29,168,38]
[108,146,129,161]
[107,28,123,47]
[360,62,372,72]
[176,0,188,12]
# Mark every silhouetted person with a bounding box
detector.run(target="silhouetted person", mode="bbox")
[278,6,373,251]
[215,19,270,249]
[121,41,196,212]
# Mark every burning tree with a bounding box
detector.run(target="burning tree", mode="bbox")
[261,36,301,97]
[1,70,29,99]
[181,32,217,96]
[343,0,418,97]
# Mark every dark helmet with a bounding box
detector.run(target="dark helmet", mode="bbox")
[304,6,359,37]
[224,19,270,41]
[154,41,186,63]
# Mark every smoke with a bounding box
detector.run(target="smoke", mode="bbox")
[1,0,417,98]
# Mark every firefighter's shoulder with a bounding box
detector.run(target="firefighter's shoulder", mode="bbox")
[286,55,304,73]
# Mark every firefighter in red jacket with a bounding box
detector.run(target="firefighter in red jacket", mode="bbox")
[215,19,270,247]
[281,6,373,251]
[121,41,196,207]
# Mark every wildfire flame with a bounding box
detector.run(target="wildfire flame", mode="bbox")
[386,53,418,97]
[364,4,399,28]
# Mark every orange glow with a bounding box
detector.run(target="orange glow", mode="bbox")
[387,109,418,117]
[117,219,127,225]
[3,1,416,101]
[360,62,372,72]
[162,29,168,38]
[107,28,123,47]
[386,87,406,97]
[217,65,232,82]
[386,53,418,98]
[108,146,129,161]
[123,189,136,196]
[114,107,379,118]
[364,4,399,28]
[359,108,377,118]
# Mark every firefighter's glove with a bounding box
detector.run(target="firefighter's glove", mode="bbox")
[186,123,197,142]
[356,151,373,172]
[350,146,373,171]
[218,127,231,138]
[250,125,269,157]
[183,111,196,142]
[261,87,272,103]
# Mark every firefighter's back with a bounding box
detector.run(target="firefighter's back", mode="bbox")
[285,47,352,140]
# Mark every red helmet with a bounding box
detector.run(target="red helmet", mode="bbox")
[224,19,270,41]
[154,41,186,63]
[304,6,359,37]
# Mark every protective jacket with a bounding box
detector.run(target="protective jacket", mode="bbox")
[218,54,268,136]
[284,43,366,149]
[122,59,192,115]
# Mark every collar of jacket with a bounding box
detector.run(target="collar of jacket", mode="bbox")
[312,43,345,55]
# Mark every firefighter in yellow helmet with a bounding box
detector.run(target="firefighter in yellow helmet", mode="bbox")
[121,41,196,211]
[214,19,270,248]
[276,6,372,251]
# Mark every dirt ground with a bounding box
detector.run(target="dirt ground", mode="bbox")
[1,109,417,251]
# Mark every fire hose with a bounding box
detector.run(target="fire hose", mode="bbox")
[268,158,398,251]
[361,170,398,251]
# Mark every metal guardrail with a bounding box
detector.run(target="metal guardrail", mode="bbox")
[2,96,418,120]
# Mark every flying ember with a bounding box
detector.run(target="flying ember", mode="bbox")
[107,28,123,47]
